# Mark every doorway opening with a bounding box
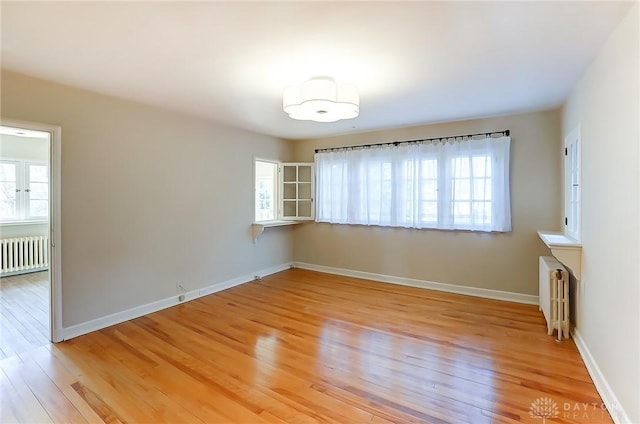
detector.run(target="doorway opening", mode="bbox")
[0,121,62,358]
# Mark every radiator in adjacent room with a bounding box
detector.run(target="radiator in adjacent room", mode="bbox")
[0,236,49,276]
[539,256,570,341]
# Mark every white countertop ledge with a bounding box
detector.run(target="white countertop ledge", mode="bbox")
[255,220,300,228]
[537,231,582,248]
[251,221,300,242]
[537,231,582,280]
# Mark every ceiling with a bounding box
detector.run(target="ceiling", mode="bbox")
[1,1,634,141]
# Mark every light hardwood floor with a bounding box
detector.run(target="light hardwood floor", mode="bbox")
[0,269,611,423]
[0,271,50,359]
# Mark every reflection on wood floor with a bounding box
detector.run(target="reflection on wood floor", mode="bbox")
[0,271,49,359]
[0,269,612,423]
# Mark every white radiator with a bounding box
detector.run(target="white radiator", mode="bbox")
[539,256,570,341]
[0,236,49,276]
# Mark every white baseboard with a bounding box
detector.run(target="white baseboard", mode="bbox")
[62,262,292,340]
[0,266,49,278]
[293,262,539,305]
[572,329,631,424]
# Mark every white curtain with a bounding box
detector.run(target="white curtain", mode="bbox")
[315,135,511,232]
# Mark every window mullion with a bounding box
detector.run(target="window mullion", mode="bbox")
[18,161,27,219]
[24,162,31,219]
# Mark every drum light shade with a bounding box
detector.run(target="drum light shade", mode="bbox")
[283,77,359,122]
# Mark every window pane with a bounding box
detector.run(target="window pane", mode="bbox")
[452,157,470,178]
[421,159,437,179]
[0,182,17,219]
[473,179,491,200]
[298,200,312,217]
[298,183,312,199]
[298,166,311,182]
[282,200,296,217]
[283,166,296,182]
[29,182,49,199]
[421,180,438,200]
[421,201,437,222]
[283,183,296,199]
[453,201,470,224]
[29,165,48,182]
[255,161,277,221]
[0,163,17,182]
[29,199,48,217]
[472,202,492,225]
[453,179,470,200]
[472,156,491,177]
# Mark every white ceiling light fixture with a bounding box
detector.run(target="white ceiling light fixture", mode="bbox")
[283,77,359,123]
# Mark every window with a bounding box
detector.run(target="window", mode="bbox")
[281,163,314,220]
[315,136,511,232]
[451,155,492,227]
[255,160,278,222]
[254,159,314,223]
[0,160,49,222]
[564,126,580,240]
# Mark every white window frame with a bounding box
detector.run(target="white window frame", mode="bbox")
[279,162,315,221]
[0,158,49,223]
[564,125,581,241]
[253,158,314,224]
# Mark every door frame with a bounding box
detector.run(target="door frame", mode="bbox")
[1,117,63,342]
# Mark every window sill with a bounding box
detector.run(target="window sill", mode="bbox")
[1,220,48,227]
[252,220,300,242]
[538,231,582,280]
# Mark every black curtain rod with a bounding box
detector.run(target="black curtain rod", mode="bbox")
[315,129,510,153]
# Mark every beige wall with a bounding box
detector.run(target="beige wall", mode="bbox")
[292,109,561,295]
[1,70,294,328]
[562,3,639,422]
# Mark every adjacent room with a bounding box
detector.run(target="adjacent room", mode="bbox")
[1,2,638,423]
[0,127,51,359]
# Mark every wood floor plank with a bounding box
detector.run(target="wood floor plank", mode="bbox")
[0,359,54,423]
[13,355,88,424]
[21,346,107,424]
[0,269,613,423]
[0,272,50,360]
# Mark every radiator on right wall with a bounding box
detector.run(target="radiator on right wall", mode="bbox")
[539,255,570,341]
